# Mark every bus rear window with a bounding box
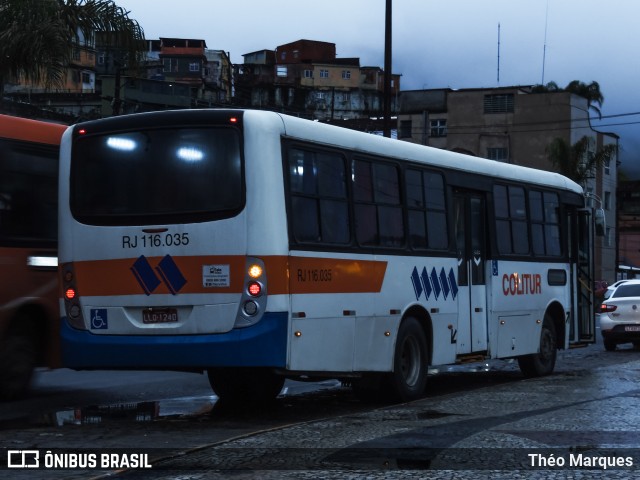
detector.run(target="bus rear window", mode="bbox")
[71,127,243,225]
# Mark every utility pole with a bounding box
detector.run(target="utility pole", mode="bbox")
[383,0,392,138]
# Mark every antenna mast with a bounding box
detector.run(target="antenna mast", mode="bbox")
[541,0,549,84]
[497,23,501,85]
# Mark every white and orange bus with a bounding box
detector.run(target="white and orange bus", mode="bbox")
[0,114,66,399]
[58,110,596,402]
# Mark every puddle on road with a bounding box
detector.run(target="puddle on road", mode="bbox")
[53,395,218,426]
[5,379,344,429]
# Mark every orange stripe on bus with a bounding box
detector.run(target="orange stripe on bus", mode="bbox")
[287,257,387,294]
[67,255,387,297]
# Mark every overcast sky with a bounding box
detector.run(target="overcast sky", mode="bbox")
[119,0,640,177]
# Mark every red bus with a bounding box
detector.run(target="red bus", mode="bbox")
[0,114,66,399]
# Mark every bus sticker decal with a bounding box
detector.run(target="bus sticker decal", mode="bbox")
[131,255,186,295]
[203,264,230,288]
[411,266,458,302]
[440,268,450,300]
[420,267,433,300]
[131,256,161,295]
[90,309,108,329]
[156,255,187,295]
[430,268,442,300]
[411,267,423,300]
[448,268,459,300]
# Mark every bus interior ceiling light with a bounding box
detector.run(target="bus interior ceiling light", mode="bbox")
[106,136,137,151]
[177,146,204,162]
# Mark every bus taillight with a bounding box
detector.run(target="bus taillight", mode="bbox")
[248,264,263,279]
[247,281,262,297]
[61,263,86,329]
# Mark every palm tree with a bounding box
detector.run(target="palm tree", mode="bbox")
[0,0,144,93]
[565,80,604,119]
[546,135,617,186]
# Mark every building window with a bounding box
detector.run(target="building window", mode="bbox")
[276,66,288,77]
[189,62,200,72]
[81,72,91,84]
[484,94,514,114]
[604,191,611,210]
[487,148,508,162]
[304,69,313,78]
[320,69,329,78]
[604,157,611,175]
[399,120,412,139]
[430,119,447,137]
[342,70,351,80]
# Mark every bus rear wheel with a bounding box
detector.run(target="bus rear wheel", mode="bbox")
[207,368,285,404]
[384,316,429,402]
[518,315,557,377]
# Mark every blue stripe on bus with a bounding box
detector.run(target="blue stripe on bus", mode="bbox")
[60,312,288,369]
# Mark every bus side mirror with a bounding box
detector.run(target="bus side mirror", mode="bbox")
[594,208,606,237]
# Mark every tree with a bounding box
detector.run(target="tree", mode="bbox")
[564,80,604,119]
[0,0,144,93]
[546,135,617,186]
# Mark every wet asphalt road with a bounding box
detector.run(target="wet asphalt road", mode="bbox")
[2,327,640,479]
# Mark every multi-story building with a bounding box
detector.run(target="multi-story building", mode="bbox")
[100,38,231,115]
[4,29,100,120]
[397,86,620,283]
[617,181,640,276]
[235,39,400,120]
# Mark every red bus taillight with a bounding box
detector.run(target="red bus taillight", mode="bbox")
[247,281,262,297]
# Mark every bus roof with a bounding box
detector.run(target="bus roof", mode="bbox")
[0,114,67,145]
[267,111,584,197]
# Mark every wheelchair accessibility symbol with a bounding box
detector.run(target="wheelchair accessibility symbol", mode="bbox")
[90,309,108,329]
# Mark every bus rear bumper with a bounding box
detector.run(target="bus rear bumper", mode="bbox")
[60,312,288,369]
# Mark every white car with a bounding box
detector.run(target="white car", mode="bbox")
[600,279,640,351]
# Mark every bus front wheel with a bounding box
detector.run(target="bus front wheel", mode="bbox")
[518,316,557,377]
[207,368,285,404]
[385,316,429,402]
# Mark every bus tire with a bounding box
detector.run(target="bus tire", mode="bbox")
[384,316,428,402]
[0,329,37,401]
[207,368,285,404]
[518,315,557,378]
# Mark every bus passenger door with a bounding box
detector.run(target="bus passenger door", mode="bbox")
[454,191,488,354]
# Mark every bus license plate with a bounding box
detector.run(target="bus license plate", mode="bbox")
[624,325,640,332]
[142,308,178,324]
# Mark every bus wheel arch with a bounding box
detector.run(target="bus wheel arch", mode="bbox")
[385,309,431,402]
[544,301,565,349]
[517,307,559,378]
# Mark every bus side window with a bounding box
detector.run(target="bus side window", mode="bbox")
[288,148,349,245]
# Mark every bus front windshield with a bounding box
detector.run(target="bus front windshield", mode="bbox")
[71,127,243,226]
